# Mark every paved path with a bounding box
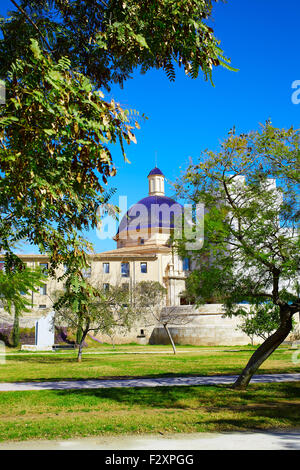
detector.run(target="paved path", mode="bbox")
[0,373,299,392]
[1,430,300,450]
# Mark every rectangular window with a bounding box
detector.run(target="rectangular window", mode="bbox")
[83,267,91,278]
[103,283,110,292]
[121,262,129,278]
[40,284,47,296]
[103,263,110,274]
[182,258,190,272]
[141,262,147,273]
[40,263,48,275]
[39,304,47,309]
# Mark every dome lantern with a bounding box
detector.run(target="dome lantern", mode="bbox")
[147,167,165,196]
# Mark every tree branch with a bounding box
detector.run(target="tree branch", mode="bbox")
[10,0,52,52]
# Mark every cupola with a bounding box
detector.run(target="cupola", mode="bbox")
[147,167,165,196]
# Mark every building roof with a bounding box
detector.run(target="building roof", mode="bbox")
[117,195,183,235]
[147,167,164,177]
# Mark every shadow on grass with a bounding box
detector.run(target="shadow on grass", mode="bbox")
[0,382,299,437]
[24,382,298,433]
[202,407,300,434]
[45,382,300,410]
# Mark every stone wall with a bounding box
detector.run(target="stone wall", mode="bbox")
[149,305,300,346]
[150,305,258,346]
[0,311,42,328]
[2,304,299,347]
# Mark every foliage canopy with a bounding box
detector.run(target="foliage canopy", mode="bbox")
[0,0,233,89]
[175,123,300,387]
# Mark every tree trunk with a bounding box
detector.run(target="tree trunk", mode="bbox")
[77,337,84,362]
[233,307,293,389]
[77,325,89,362]
[163,324,176,354]
[12,308,20,348]
[76,317,83,345]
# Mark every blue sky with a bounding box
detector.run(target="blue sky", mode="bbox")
[1,0,300,253]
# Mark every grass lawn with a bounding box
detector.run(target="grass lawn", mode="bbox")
[0,382,299,441]
[0,345,299,441]
[0,344,299,383]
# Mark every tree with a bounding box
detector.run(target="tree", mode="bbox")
[134,281,192,354]
[255,125,300,185]
[134,281,171,347]
[237,303,281,345]
[0,0,233,289]
[175,123,300,389]
[0,1,233,89]
[0,259,45,346]
[0,38,135,275]
[0,1,233,345]
[54,279,136,361]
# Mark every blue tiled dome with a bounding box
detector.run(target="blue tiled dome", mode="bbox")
[118,195,183,234]
[148,167,164,177]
